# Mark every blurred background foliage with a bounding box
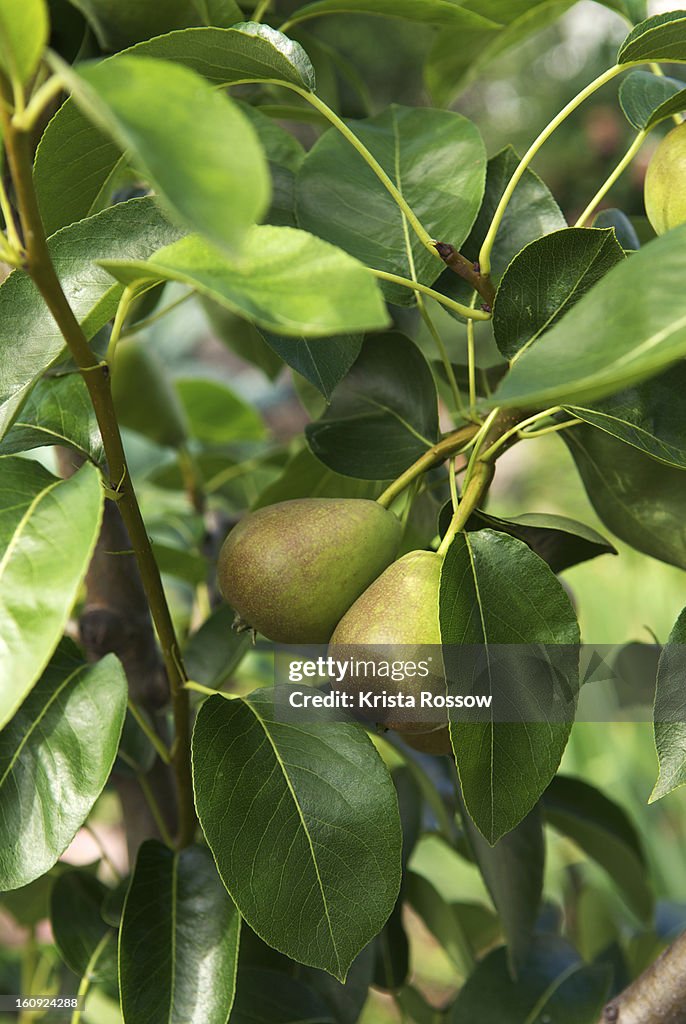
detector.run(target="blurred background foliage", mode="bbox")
[3,2,686,1021]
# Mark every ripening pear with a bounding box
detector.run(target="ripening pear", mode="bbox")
[644,121,686,235]
[331,550,450,750]
[217,498,402,643]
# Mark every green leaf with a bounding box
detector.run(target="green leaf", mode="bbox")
[175,377,265,444]
[238,103,305,228]
[0,868,63,927]
[564,424,686,569]
[51,871,116,983]
[296,105,486,306]
[100,228,389,337]
[435,146,565,313]
[618,10,686,64]
[254,448,385,508]
[464,511,617,574]
[451,937,611,1024]
[283,0,501,29]
[120,841,240,1024]
[183,605,250,690]
[35,25,314,235]
[620,69,686,130]
[456,789,544,973]
[592,208,641,250]
[111,338,189,449]
[0,459,103,728]
[405,872,477,975]
[0,197,182,440]
[0,0,48,85]
[192,689,402,981]
[566,363,686,470]
[542,775,653,920]
[653,607,686,800]
[491,224,686,409]
[66,0,242,49]
[0,374,104,466]
[306,333,438,479]
[426,1,575,107]
[0,640,126,890]
[493,228,625,361]
[440,530,580,843]
[231,968,336,1024]
[59,55,269,254]
[201,301,284,380]
[263,332,362,399]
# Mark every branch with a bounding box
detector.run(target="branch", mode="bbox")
[434,242,496,309]
[600,931,686,1024]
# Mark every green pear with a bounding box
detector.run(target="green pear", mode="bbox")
[644,121,686,235]
[217,498,402,643]
[111,338,188,448]
[331,550,449,746]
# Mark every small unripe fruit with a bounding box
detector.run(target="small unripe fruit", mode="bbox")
[644,121,686,236]
[217,498,402,643]
[331,550,449,747]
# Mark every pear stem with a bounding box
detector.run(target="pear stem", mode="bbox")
[437,460,495,557]
[376,423,480,509]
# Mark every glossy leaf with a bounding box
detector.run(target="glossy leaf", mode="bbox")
[51,871,116,983]
[451,937,611,1024]
[619,69,686,130]
[61,55,269,254]
[542,775,652,920]
[564,425,686,569]
[231,968,335,1024]
[175,378,265,444]
[183,605,250,689]
[566,363,686,469]
[239,103,305,228]
[436,146,565,312]
[306,333,438,479]
[192,689,402,981]
[492,224,686,408]
[463,510,617,573]
[282,0,501,30]
[0,640,126,890]
[493,228,625,361]
[254,448,385,508]
[0,459,103,728]
[35,25,313,234]
[0,0,48,85]
[296,105,486,306]
[427,1,575,107]
[0,197,182,439]
[0,374,104,466]
[263,332,362,399]
[592,208,641,250]
[100,228,390,337]
[440,530,580,843]
[618,10,686,64]
[653,607,686,800]
[456,788,544,973]
[66,0,242,49]
[120,841,240,1024]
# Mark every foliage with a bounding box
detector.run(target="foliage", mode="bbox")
[1,2,686,1022]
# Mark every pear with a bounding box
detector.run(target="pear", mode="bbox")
[644,121,686,235]
[331,550,449,746]
[217,498,402,643]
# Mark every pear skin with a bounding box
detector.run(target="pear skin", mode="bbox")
[645,121,686,236]
[330,550,448,740]
[217,498,402,643]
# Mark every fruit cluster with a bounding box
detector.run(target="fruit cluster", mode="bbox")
[217,497,451,753]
